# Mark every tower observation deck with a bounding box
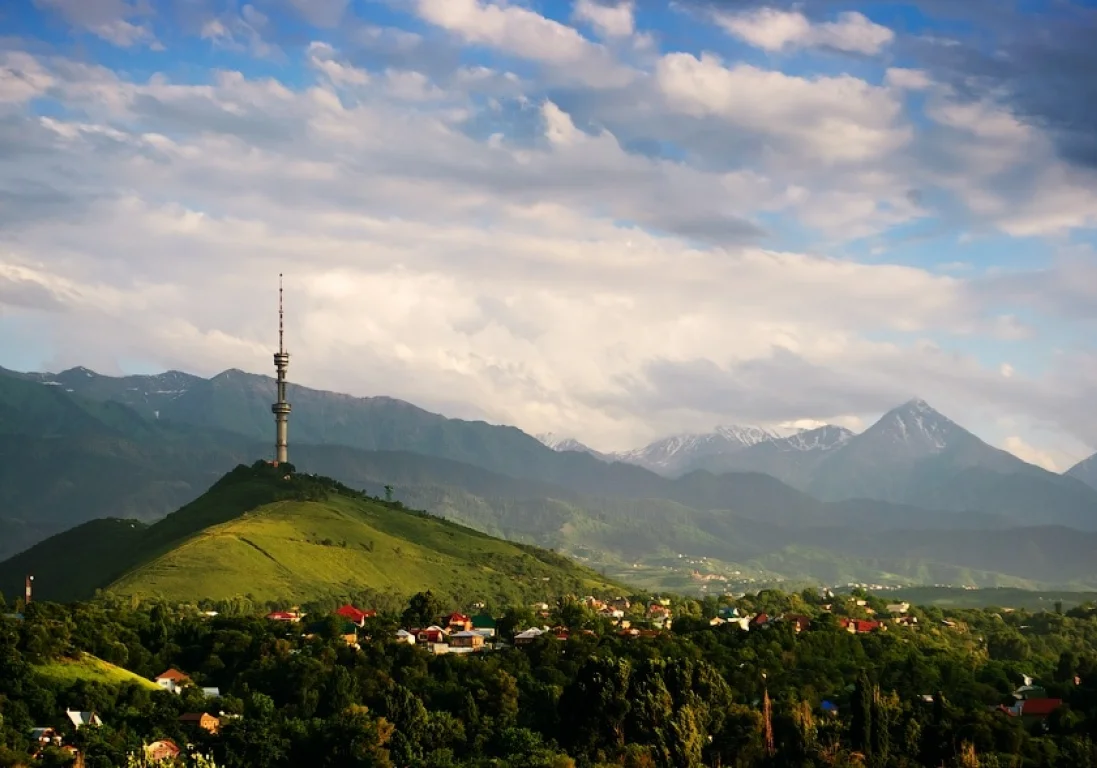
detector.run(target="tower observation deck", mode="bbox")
[272,274,291,465]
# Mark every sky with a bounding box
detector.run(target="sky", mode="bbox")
[2,0,1097,468]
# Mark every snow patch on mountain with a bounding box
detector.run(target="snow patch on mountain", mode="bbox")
[770,425,854,452]
[535,433,598,455]
[872,398,960,454]
[610,424,806,474]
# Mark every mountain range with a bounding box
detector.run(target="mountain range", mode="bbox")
[3,363,1097,592]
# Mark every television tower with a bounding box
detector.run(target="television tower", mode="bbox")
[271,274,291,465]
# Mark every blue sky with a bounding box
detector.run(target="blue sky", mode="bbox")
[1,0,1097,468]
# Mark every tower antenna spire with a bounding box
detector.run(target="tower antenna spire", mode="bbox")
[271,274,291,465]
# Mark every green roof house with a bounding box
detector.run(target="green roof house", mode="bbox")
[471,614,497,637]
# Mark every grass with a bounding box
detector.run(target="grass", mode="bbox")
[35,652,160,691]
[108,495,621,605]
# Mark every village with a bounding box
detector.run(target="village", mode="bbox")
[16,591,1069,766]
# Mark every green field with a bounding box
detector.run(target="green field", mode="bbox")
[34,653,160,691]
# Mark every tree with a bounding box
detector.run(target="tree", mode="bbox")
[401,592,445,628]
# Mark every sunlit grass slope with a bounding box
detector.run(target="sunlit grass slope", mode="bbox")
[107,492,620,605]
[34,652,160,690]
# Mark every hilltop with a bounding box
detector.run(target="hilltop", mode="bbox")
[0,461,622,605]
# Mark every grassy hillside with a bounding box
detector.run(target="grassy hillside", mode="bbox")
[109,494,615,604]
[0,461,623,605]
[34,652,160,691]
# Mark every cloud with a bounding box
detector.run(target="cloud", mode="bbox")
[1004,436,1060,472]
[654,52,910,164]
[572,0,635,38]
[411,0,635,88]
[32,0,159,48]
[4,2,1097,462]
[714,7,894,55]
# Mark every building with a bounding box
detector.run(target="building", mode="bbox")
[265,610,302,622]
[31,728,62,747]
[336,605,376,626]
[449,631,486,651]
[65,710,102,729]
[445,612,472,632]
[144,739,181,763]
[179,713,221,735]
[784,615,812,633]
[155,669,191,694]
[394,629,417,645]
[886,602,911,615]
[470,614,497,637]
[514,627,546,645]
[839,618,884,634]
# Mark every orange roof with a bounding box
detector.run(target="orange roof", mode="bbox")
[156,669,190,682]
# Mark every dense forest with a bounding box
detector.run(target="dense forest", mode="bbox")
[4,589,1097,767]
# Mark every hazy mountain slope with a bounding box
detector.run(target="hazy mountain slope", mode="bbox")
[1067,453,1097,491]
[0,462,622,604]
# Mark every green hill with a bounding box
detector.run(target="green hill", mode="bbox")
[34,652,160,691]
[0,461,623,605]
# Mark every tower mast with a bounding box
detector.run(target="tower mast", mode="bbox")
[271,274,291,465]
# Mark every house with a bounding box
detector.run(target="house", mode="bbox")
[514,627,546,645]
[998,698,1063,722]
[839,619,884,634]
[394,629,417,645]
[471,614,497,637]
[155,669,191,694]
[144,739,181,763]
[179,712,220,734]
[265,610,302,622]
[31,727,62,747]
[709,616,726,626]
[784,614,811,633]
[893,615,918,627]
[65,710,102,729]
[751,613,770,629]
[445,612,472,632]
[201,687,221,699]
[415,626,447,644]
[886,602,911,615]
[335,604,376,627]
[450,631,486,651]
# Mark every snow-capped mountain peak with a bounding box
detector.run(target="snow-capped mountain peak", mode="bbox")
[770,425,855,452]
[869,399,962,454]
[535,433,598,455]
[608,424,806,474]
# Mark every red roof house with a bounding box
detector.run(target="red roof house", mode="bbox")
[336,605,376,626]
[445,612,472,631]
[266,611,301,622]
[839,618,884,634]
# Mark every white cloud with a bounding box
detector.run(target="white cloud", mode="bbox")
[654,53,910,164]
[4,6,1097,462]
[411,0,635,87]
[885,67,932,91]
[715,7,894,55]
[32,0,159,48]
[1004,436,1060,472]
[573,0,635,38]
